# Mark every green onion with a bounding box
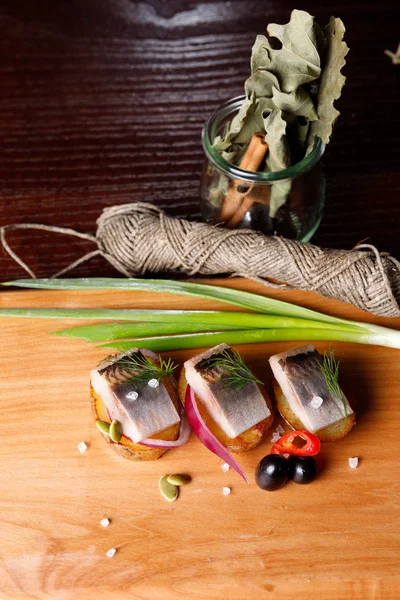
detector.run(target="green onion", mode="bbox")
[0,308,240,321]
[53,321,240,341]
[2,278,400,350]
[0,277,366,328]
[0,308,362,342]
[97,327,393,352]
[50,313,361,342]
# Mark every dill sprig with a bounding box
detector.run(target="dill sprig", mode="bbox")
[207,349,262,391]
[320,349,347,416]
[114,351,177,388]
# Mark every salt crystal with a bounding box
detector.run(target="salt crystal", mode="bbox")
[276,425,284,434]
[310,395,323,409]
[222,487,231,496]
[148,378,159,389]
[349,457,359,469]
[283,453,290,459]
[221,463,230,473]
[100,518,110,528]
[270,433,281,443]
[106,548,116,558]
[126,390,139,401]
[77,442,87,454]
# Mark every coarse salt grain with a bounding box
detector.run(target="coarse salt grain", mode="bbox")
[77,442,87,454]
[221,463,230,473]
[126,390,139,401]
[349,457,359,469]
[270,434,281,443]
[276,425,284,434]
[283,453,290,459]
[100,518,110,528]
[148,378,159,389]
[222,487,231,496]
[310,395,323,409]
[106,548,116,558]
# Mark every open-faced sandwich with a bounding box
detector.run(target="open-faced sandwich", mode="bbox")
[90,348,190,460]
[178,343,274,453]
[269,345,355,442]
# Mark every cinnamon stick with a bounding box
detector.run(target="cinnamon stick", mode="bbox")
[219,132,269,223]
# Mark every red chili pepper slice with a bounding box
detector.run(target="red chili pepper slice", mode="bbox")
[271,430,321,456]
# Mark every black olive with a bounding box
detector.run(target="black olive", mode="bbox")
[287,456,317,485]
[255,454,288,491]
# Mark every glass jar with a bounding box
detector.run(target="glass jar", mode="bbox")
[200,95,326,242]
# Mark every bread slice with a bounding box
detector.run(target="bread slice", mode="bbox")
[272,378,356,442]
[178,369,274,453]
[91,353,181,461]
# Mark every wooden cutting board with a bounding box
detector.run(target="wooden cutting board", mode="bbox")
[1,280,399,600]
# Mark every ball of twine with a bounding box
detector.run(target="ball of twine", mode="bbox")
[2,202,399,318]
[96,203,400,318]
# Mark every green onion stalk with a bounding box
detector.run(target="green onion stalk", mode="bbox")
[1,278,400,351]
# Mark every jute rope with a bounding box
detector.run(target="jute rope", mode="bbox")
[2,202,400,318]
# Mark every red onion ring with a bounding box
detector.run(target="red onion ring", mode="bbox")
[139,405,191,448]
[184,384,248,483]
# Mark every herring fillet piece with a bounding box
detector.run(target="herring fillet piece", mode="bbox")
[90,348,180,443]
[184,343,270,438]
[269,345,352,433]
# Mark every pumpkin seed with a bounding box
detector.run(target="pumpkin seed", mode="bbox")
[166,474,191,487]
[109,419,123,443]
[96,420,110,436]
[159,475,179,502]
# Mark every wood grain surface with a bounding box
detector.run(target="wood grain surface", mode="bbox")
[0,1,399,281]
[0,279,400,599]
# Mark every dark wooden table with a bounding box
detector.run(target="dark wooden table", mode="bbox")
[0,0,399,281]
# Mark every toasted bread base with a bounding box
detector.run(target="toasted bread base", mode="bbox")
[91,352,181,461]
[178,369,274,453]
[272,379,356,442]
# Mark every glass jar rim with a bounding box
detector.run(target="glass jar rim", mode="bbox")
[202,95,325,183]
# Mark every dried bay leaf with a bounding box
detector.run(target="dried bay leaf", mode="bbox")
[245,69,279,99]
[264,109,292,217]
[250,35,272,74]
[221,150,237,163]
[208,175,229,207]
[245,35,280,98]
[234,97,275,144]
[307,17,349,148]
[264,109,291,171]
[212,94,255,151]
[267,10,320,67]
[214,10,323,154]
[213,93,275,147]
[270,179,292,219]
[208,150,237,207]
[261,9,321,93]
[272,87,317,121]
[212,136,231,152]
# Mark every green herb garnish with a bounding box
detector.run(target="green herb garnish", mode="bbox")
[207,349,262,391]
[114,351,177,388]
[320,349,347,416]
